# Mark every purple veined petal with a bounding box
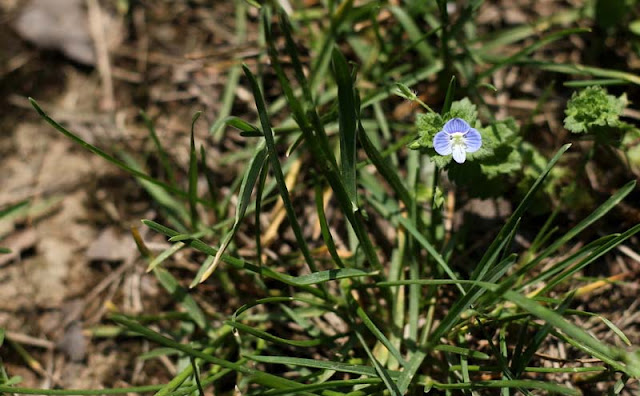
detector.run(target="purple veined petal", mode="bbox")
[442,118,470,134]
[433,131,453,155]
[463,128,482,153]
[452,144,467,163]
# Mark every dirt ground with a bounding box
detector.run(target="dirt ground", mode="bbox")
[0,0,253,389]
[0,0,639,393]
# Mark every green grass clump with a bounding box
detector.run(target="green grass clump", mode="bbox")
[3,1,640,395]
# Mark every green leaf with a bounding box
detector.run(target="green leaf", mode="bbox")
[210,0,247,141]
[146,241,185,272]
[262,378,380,396]
[532,61,640,86]
[141,220,326,298]
[563,78,628,88]
[199,144,218,214]
[512,293,573,376]
[226,320,336,347]
[332,47,358,206]
[433,379,581,395]
[522,234,617,290]
[292,268,376,285]
[188,112,201,229]
[110,315,312,392]
[502,290,635,375]
[394,255,517,393]
[378,278,639,378]
[442,75,456,114]
[598,315,632,347]
[248,355,381,377]
[140,110,177,187]
[471,144,571,284]
[152,268,207,330]
[242,64,317,273]
[218,116,261,135]
[564,86,626,133]
[358,124,412,208]
[515,180,636,285]
[539,223,640,294]
[0,200,29,218]
[29,98,189,201]
[121,153,190,230]
[409,112,444,151]
[394,82,418,101]
[396,216,463,294]
[353,328,401,395]
[314,184,346,269]
[447,98,478,125]
[352,302,407,368]
[192,142,268,285]
[233,296,335,320]
[264,9,384,273]
[388,5,434,62]
[0,384,164,395]
[434,344,490,360]
[397,148,571,392]
[478,28,590,80]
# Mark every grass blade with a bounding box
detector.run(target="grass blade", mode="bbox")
[314,184,346,268]
[248,355,380,377]
[140,111,177,187]
[110,315,315,393]
[242,64,318,273]
[395,253,517,393]
[153,268,207,330]
[29,98,189,200]
[121,152,190,230]
[512,293,574,376]
[332,47,358,206]
[514,180,636,283]
[539,223,640,295]
[188,112,202,229]
[442,75,456,114]
[263,378,380,396]
[142,219,325,298]
[265,11,383,272]
[477,28,590,80]
[225,320,338,347]
[146,241,185,272]
[532,61,640,85]
[470,144,571,284]
[387,6,434,62]
[292,268,376,285]
[354,329,401,395]
[194,143,268,285]
[352,303,407,368]
[396,216,463,294]
[357,124,412,208]
[210,1,246,141]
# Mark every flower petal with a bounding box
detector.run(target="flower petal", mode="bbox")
[433,131,452,155]
[443,118,470,134]
[463,128,482,153]
[452,144,467,163]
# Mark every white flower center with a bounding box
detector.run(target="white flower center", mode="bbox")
[450,132,466,147]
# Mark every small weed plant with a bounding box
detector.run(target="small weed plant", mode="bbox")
[2,1,640,395]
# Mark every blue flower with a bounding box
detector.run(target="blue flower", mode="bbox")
[433,118,482,164]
